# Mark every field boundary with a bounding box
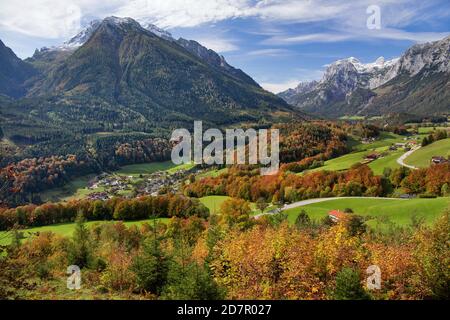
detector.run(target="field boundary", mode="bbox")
[254,196,408,218]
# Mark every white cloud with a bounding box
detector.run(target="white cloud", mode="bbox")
[115,0,251,29]
[263,33,352,45]
[0,0,448,44]
[0,0,83,38]
[260,67,324,93]
[360,28,450,43]
[193,37,238,53]
[245,48,292,56]
[248,0,349,22]
[263,29,449,45]
[260,79,301,94]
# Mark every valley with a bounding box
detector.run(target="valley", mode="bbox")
[0,10,449,302]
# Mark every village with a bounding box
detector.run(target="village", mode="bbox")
[84,165,200,201]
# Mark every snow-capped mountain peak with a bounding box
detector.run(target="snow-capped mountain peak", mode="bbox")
[332,56,399,73]
[61,19,101,50]
[141,22,174,41]
[37,17,175,53]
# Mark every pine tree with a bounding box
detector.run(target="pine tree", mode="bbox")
[131,236,170,295]
[294,210,311,229]
[68,213,93,268]
[334,267,371,300]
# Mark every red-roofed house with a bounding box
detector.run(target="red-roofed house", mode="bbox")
[328,210,347,222]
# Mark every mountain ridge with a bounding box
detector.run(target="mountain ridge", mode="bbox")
[279,36,450,118]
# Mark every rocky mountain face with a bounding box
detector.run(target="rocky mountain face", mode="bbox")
[176,38,259,86]
[278,80,318,102]
[0,40,36,98]
[279,36,450,118]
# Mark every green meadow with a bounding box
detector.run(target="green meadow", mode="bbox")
[404,138,450,168]
[199,196,232,214]
[417,126,449,134]
[40,175,100,202]
[306,132,410,174]
[368,149,402,175]
[199,195,272,216]
[115,161,178,176]
[284,197,450,229]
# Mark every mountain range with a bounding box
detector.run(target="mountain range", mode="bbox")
[0,16,448,165]
[0,17,296,145]
[279,36,450,118]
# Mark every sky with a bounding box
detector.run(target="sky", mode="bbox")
[0,0,449,93]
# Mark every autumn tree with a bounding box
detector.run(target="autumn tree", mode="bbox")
[256,198,269,213]
[413,211,450,299]
[220,198,253,230]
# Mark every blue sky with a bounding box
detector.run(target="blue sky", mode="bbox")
[0,0,449,93]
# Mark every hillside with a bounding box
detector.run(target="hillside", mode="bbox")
[26,17,295,126]
[0,17,300,165]
[0,40,36,98]
[404,138,450,168]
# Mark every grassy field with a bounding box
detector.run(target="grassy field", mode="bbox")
[0,218,170,246]
[306,132,408,174]
[339,116,366,120]
[0,195,260,245]
[198,195,268,215]
[404,138,450,168]
[40,174,100,202]
[199,196,232,214]
[284,197,450,229]
[115,161,178,176]
[352,132,404,151]
[197,167,229,179]
[417,126,449,134]
[368,150,402,175]
[309,150,368,172]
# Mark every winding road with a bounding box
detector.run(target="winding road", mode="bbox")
[254,196,408,219]
[396,146,420,170]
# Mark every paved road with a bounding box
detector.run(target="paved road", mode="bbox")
[397,147,420,170]
[254,196,408,219]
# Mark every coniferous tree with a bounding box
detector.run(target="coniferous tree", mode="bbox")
[68,213,93,268]
[334,268,371,300]
[294,210,311,229]
[131,237,170,295]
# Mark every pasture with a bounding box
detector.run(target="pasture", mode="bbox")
[284,197,450,229]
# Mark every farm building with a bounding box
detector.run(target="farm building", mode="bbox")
[328,210,347,222]
[365,153,380,161]
[431,156,448,165]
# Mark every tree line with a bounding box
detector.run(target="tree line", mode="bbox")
[0,194,209,231]
[184,163,450,203]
